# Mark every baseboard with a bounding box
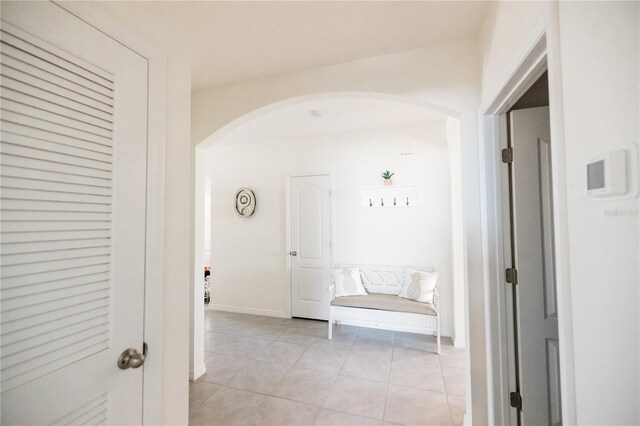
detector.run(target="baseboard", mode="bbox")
[209,304,290,319]
[190,361,206,381]
[453,336,466,348]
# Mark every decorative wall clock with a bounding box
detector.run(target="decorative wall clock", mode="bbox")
[234,188,256,217]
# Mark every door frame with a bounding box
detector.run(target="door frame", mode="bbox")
[285,173,336,318]
[479,10,576,425]
[52,2,167,424]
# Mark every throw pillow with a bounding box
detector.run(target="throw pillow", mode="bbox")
[399,267,439,304]
[332,267,367,297]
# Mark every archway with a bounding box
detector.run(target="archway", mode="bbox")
[192,91,470,421]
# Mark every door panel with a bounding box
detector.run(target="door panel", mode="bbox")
[0,2,148,424]
[510,106,561,425]
[290,175,331,320]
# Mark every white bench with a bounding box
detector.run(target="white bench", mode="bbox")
[328,265,441,354]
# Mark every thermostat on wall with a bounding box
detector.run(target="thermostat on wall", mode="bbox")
[587,146,638,198]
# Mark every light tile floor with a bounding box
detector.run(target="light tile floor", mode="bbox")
[190,310,466,426]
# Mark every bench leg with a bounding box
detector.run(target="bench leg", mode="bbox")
[328,311,333,340]
[436,313,441,355]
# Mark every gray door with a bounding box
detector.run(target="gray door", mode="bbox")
[507,106,561,425]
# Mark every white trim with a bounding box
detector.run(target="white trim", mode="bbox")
[544,4,577,422]
[480,16,577,426]
[286,172,336,318]
[208,304,290,319]
[453,337,466,349]
[53,3,167,425]
[190,361,207,382]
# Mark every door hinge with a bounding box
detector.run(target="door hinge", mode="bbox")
[510,391,522,410]
[505,267,518,285]
[502,147,513,164]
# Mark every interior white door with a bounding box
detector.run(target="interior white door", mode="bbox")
[510,107,561,425]
[0,2,148,424]
[290,175,332,320]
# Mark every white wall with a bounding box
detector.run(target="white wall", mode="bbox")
[194,38,488,424]
[163,54,192,424]
[206,124,458,333]
[480,1,639,424]
[556,2,639,424]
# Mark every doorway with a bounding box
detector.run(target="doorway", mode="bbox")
[288,174,333,320]
[483,56,564,425]
[503,73,562,424]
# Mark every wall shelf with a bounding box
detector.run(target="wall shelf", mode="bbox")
[360,185,419,208]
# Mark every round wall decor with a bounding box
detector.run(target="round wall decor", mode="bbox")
[234,188,256,217]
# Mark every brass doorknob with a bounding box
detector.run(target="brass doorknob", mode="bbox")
[118,347,146,369]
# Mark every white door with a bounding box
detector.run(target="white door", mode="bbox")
[1,2,149,424]
[510,107,561,425]
[289,175,332,320]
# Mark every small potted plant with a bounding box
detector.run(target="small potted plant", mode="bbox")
[382,170,394,186]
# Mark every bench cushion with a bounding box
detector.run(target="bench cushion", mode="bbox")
[331,293,437,316]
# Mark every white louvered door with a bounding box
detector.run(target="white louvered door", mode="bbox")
[1,2,148,425]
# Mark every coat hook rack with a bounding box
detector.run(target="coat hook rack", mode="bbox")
[360,185,418,208]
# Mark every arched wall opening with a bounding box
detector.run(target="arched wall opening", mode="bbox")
[192,91,471,418]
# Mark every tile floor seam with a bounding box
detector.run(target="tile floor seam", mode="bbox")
[190,383,224,418]
[381,381,391,424]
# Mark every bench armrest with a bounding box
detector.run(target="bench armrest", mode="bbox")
[328,284,336,301]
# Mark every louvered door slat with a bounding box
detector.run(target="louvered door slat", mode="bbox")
[2,312,109,355]
[2,199,111,213]
[1,131,113,163]
[55,394,109,426]
[1,110,112,146]
[1,176,112,195]
[0,298,110,336]
[0,67,112,110]
[3,282,109,313]
[1,98,112,137]
[1,138,112,169]
[0,76,113,117]
[2,289,110,324]
[1,264,110,290]
[1,87,113,129]
[80,409,108,426]
[0,45,114,99]
[1,220,110,233]
[0,308,108,345]
[1,252,110,279]
[2,166,111,189]
[2,246,110,267]
[1,237,111,255]
[0,229,110,243]
[1,56,114,106]
[0,121,112,154]
[1,270,111,298]
[2,333,109,386]
[0,29,113,87]
[1,188,111,206]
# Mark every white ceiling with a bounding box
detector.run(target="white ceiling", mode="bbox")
[211,97,447,146]
[94,1,489,91]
